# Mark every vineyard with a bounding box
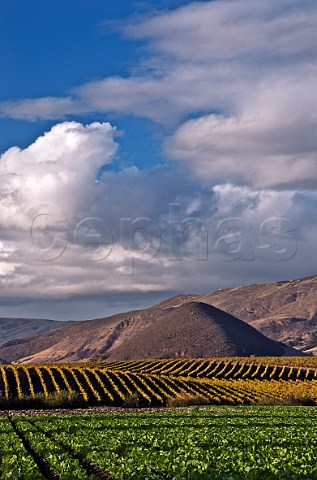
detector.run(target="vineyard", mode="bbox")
[1,358,317,407]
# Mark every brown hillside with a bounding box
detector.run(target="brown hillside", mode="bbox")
[0,307,171,363]
[107,302,299,360]
[156,275,317,350]
[198,276,317,350]
[0,275,315,363]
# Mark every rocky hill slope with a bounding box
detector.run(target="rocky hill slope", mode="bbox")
[198,275,317,351]
[107,302,299,360]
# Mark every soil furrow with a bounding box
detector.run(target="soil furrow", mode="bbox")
[29,419,116,480]
[8,416,60,480]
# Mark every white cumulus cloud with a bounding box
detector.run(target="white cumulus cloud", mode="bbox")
[0,121,118,229]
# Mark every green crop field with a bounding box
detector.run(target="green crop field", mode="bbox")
[1,407,317,479]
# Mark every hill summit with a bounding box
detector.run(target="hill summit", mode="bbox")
[107,301,298,360]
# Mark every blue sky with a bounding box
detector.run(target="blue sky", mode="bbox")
[0,0,317,319]
[0,0,168,165]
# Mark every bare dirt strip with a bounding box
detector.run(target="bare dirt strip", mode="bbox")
[0,404,225,416]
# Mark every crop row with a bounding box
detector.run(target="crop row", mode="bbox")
[105,358,317,381]
[2,408,317,479]
[0,365,252,405]
[0,416,114,479]
[1,363,317,406]
[0,418,45,479]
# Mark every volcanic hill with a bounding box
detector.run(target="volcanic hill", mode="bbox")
[107,302,299,360]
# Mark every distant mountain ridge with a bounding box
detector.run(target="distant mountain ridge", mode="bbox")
[0,274,316,363]
[0,318,76,344]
